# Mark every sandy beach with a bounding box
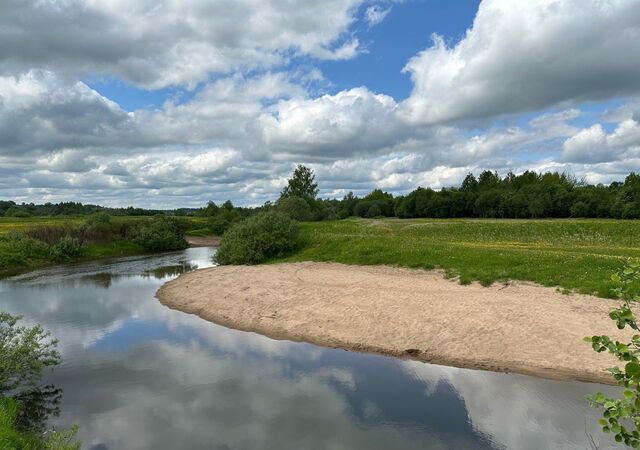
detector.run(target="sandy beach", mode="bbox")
[156,262,630,384]
[186,236,221,247]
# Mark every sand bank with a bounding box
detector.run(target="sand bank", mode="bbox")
[156,262,630,384]
[186,236,221,247]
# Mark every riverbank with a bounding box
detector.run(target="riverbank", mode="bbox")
[157,262,630,384]
[186,235,221,247]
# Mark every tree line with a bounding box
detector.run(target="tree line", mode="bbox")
[345,171,640,220]
[4,168,640,223]
[201,168,640,229]
[0,201,200,218]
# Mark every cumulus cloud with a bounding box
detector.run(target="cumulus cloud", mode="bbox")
[0,71,136,156]
[561,117,640,163]
[2,0,640,206]
[400,0,640,124]
[260,87,404,158]
[41,149,98,173]
[0,0,364,89]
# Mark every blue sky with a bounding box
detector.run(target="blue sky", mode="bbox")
[89,1,482,111]
[0,0,639,207]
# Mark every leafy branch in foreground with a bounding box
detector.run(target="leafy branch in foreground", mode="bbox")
[1,312,80,449]
[587,261,640,447]
[0,312,60,393]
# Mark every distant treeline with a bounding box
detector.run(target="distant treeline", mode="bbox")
[3,170,640,224]
[194,169,640,239]
[337,171,640,220]
[0,201,200,218]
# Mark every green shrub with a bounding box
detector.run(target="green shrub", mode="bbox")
[0,312,61,392]
[277,196,312,221]
[84,212,111,228]
[0,313,80,449]
[24,225,79,246]
[3,207,32,218]
[49,236,84,260]
[133,216,189,251]
[0,235,50,271]
[622,203,640,220]
[215,211,298,265]
[365,203,382,218]
[570,201,589,217]
[207,209,242,235]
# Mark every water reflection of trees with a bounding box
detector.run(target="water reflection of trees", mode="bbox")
[143,264,197,279]
[80,264,197,288]
[12,384,63,434]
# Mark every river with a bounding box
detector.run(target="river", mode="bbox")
[0,247,621,449]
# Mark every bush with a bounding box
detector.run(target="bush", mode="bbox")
[277,196,312,221]
[0,397,80,450]
[49,236,84,260]
[0,235,50,271]
[622,203,640,220]
[215,211,298,265]
[133,216,189,251]
[84,212,111,228]
[207,209,243,235]
[0,313,80,449]
[315,206,337,221]
[0,312,60,392]
[570,201,589,218]
[365,204,382,218]
[3,207,32,218]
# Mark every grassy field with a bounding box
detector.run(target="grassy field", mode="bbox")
[0,216,85,234]
[0,216,208,235]
[276,218,640,298]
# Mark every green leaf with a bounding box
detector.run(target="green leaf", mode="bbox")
[625,390,635,399]
[627,362,640,378]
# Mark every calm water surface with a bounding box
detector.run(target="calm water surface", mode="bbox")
[0,247,622,449]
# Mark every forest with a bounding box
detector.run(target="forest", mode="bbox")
[3,170,640,225]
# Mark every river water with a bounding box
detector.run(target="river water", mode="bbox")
[0,247,622,449]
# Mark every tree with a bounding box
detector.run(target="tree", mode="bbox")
[281,165,319,200]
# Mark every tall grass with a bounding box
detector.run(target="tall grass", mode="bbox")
[274,218,640,298]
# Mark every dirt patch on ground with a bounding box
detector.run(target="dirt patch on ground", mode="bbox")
[156,262,630,384]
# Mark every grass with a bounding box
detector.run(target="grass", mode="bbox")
[0,216,85,234]
[0,215,208,278]
[274,218,640,298]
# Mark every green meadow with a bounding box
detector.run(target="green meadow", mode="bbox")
[276,218,640,298]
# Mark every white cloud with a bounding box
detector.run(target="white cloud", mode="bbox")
[0,0,365,89]
[41,149,98,173]
[2,0,640,206]
[0,71,136,156]
[260,87,403,158]
[562,117,640,163]
[400,0,640,124]
[365,5,392,27]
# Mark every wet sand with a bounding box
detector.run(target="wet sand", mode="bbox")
[186,236,221,247]
[156,262,629,384]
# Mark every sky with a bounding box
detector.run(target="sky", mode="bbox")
[1,0,639,208]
